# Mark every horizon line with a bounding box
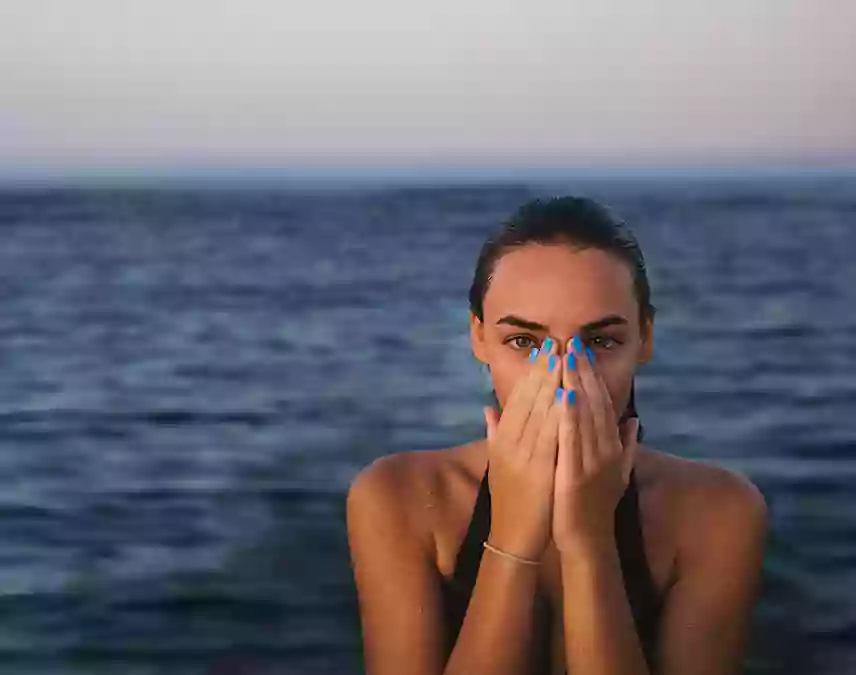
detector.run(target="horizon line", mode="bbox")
[2,157,856,188]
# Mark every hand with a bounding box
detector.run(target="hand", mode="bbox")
[483,337,564,562]
[552,336,639,553]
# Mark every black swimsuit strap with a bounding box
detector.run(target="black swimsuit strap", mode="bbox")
[449,465,661,670]
[615,469,661,666]
[451,466,492,592]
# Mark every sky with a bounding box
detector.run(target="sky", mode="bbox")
[1,0,854,176]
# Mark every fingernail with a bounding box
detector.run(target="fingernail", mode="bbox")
[571,335,583,353]
[555,387,564,403]
[566,353,576,371]
[542,337,554,354]
[548,355,557,372]
[530,347,538,362]
[566,388,576,405]
[586,346,594,362]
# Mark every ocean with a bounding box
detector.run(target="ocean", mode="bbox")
[0,174,854,674]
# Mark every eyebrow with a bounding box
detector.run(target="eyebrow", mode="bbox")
[496,314,629,333]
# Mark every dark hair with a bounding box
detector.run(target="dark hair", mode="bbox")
[471,196,655,439]
[469,196,655,323]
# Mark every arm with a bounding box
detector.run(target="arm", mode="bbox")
[346,456,544,675]
[656,473,769,675]
[554,339,769,674]
[555,341,652,675]
[558,471,768,675]
[560,538,651,675]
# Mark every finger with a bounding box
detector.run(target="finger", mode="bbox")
[597,374,617,425]
[557,385,581,484]
[576,377,598,474]
[560,343,582,478]
[562,338,580,401]
[496,339,554,443]
[620,417,640,484]
[494,372,535,443]
[563,346,576,391]
[484,406,499,444]
[569,336,610,465]
[533,391,562,467]
[519,338,562,457]
[594,368,624,463]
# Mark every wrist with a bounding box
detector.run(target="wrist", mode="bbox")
[483,540,542,566]
[555,529,616,563]
[486,530,546,563]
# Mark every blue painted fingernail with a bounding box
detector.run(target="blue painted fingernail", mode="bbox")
[571,335,583,353]
[548,355,556,372]
[542,337,553,353]
[586,346,594,362]
[566,389,576,405]
[530,347,538,362]
[556,387,564,403]
[567,353,576,371]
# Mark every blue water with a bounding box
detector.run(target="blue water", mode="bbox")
[0,175,854,674]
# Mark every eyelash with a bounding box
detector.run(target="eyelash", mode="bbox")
[590,336,621,350]
[505,335,622,351]
[506,335,538,351]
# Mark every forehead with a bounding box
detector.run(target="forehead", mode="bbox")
[483,244,637,328]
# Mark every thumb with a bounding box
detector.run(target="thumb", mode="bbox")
[483,407,500,444]
[620,417,639,484]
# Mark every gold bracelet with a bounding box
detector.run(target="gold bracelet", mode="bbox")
[482,541,541,566]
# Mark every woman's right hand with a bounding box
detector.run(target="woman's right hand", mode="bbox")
[483,337,564,562]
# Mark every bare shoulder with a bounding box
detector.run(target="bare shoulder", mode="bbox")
[347,447,454,510]
[346,444,477,554]
[348,450,425,504]
[636,450,770,673]
[347,451,432,529]
[638,448,769,563]
[346,449,472,675]
[640,448,766,503]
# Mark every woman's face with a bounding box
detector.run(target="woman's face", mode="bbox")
[470,243,653,423]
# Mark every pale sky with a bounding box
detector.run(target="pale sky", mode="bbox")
[1,0,854,173]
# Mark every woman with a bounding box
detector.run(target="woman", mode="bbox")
[346,197,769,675]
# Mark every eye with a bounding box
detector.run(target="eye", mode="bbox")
[505,335,538,351]
[589,335,620,350]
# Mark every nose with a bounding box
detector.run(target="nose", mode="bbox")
[550,335,575,356]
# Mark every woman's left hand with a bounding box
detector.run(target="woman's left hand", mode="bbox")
[552,336,639,554]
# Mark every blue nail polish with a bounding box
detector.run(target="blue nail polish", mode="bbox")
[567,353,576,371]
[530,347,538,362]
[566,389,576,405]
[586,346,594,362]
[548,355,556,372]
[556,387,564,403]
[542,337,553,353]
[571,335,583,353]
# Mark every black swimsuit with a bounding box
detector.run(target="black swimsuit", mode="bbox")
[442,465,663,673]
